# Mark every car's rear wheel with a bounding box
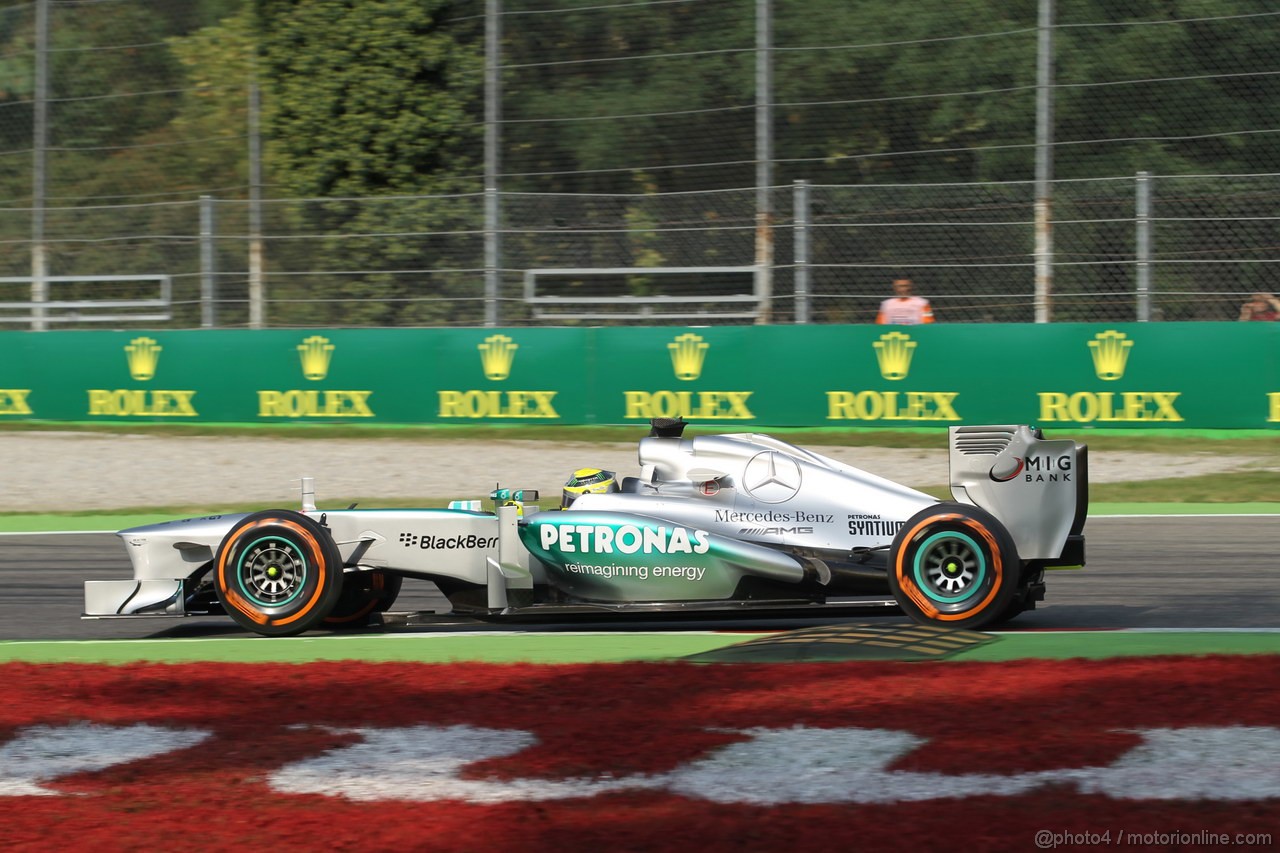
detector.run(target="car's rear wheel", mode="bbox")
[887,502,1021,631]
[324,570,403,630]
[214,510,343,637]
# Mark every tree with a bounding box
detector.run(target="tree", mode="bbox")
[257,0,482,198]
[252,0,485,324]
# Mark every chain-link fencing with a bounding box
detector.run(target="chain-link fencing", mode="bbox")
[4,174,1272,327]
[1,1,1279,328]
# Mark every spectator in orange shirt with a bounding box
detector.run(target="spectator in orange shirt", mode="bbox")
[876,277,935,325]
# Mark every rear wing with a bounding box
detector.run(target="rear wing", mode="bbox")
[947,425,1088,562]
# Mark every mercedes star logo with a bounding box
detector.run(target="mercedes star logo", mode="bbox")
[741,451,802,504]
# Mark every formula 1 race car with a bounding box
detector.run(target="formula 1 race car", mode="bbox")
[84,421,1087,636]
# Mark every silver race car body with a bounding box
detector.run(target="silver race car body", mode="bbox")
[85,422,1087,635]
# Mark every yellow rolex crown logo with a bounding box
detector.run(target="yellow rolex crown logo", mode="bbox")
[873,332,916,381]
[1088,330,1132,381]
[668,333,709,381]
[297,335,335,381]
[479,334,519,381]
[124,336,162,381]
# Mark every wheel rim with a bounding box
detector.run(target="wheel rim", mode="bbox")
[913,530,987,604]
[236,535,308,607]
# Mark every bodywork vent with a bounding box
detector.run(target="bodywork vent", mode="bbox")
[950,425,1018,456]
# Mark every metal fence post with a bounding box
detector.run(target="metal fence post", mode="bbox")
[248,81,264,329]
[1033,0,1055,323]
[30,0,49,331]
[200,195,216,328]
[1135,171,1151,322]
[793,180,809,324]
[484,0,502,327]
[754,0,773,324]
[485,187,499,327]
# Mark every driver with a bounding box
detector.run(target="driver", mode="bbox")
[561,467,619,508]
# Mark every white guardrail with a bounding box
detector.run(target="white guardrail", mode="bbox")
[0,275,172,326]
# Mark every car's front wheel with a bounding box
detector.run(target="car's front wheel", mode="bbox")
[887,502,1021,631]
[213,510,343,637]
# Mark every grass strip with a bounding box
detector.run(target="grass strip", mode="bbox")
[0,513,179,533]
[0,631,768,665]
[955,630,1280,661]
[3,419,1277,451]
[3,629,1278,665]
[1089,502,1280,516]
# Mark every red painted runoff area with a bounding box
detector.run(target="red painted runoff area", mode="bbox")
[1,657,1277,852]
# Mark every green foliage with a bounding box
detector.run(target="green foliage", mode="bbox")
[250,1,486,324]
[501,0,755,193]
[4,1,1280,206]
[497,0,1280,190]
[1051,1,1280,177]
[262,194,488,326]
[161,5,258,192]
[258,0,482,198]
[3,0,1280,325]
[773,0,1039,184]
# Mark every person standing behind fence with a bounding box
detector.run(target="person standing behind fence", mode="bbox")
[876,277,935,325]
[1239,292,1280,321]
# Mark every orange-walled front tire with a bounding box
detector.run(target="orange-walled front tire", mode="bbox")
[213,510,343,637]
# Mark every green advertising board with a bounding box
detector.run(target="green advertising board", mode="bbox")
[0,323,1275,429]
[0,328,589,425]
[590,323,1278,429]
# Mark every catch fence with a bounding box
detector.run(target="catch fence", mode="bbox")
[2,173,1274,327]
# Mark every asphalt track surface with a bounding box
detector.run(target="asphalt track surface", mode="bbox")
[0,515,1274,642]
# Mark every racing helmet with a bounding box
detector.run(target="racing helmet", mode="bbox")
[561,467,619,508]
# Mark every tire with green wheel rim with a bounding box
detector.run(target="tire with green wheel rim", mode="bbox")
[887,502,1021,631]
[323,570,403,630]
[214,510,343,637]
